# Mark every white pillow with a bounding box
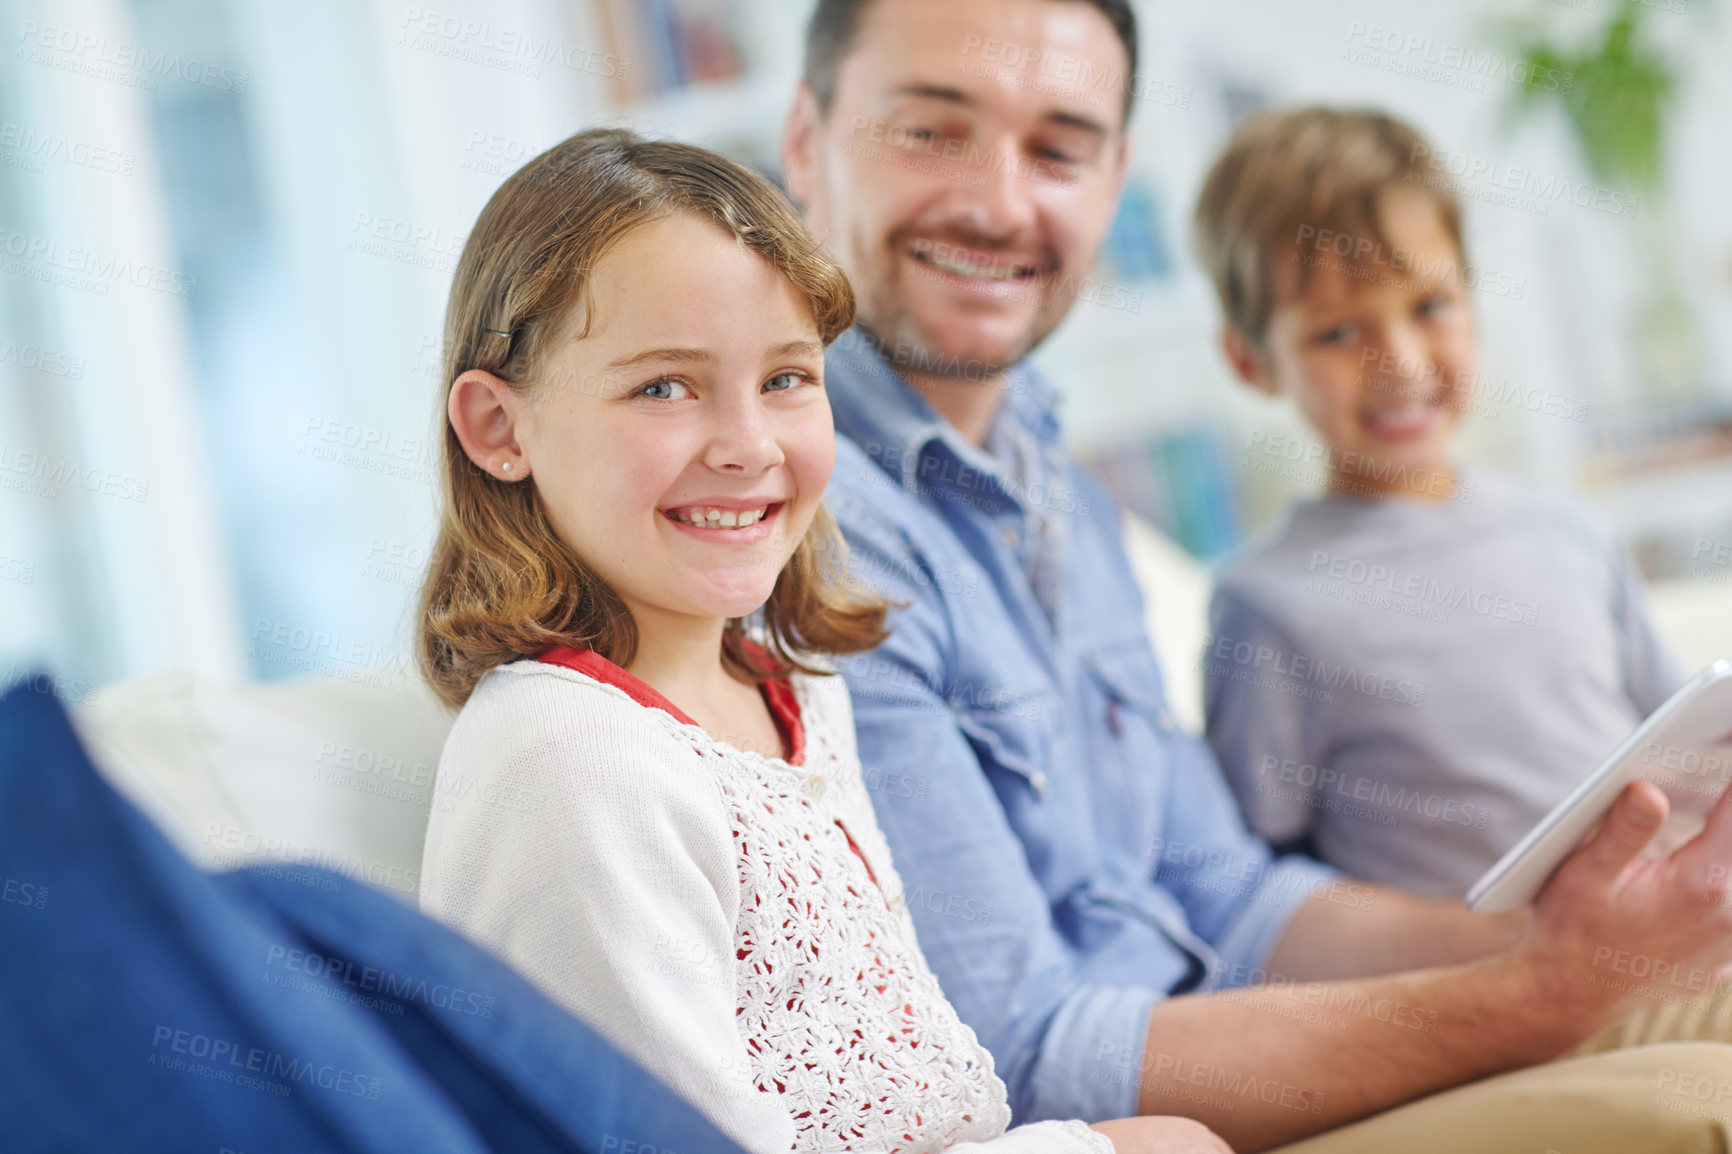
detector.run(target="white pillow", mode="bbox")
[73,670,453,904]
[1120,511,1212,735]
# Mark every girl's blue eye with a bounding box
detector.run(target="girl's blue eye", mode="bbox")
[764,371,809,393]
[637,379,689,400]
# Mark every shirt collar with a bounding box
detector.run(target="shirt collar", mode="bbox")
[824,325,1063,497]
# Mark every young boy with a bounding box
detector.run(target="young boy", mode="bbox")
[1192,107,1684,897]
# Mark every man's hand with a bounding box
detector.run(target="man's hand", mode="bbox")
[1090,1116,1235,1154]
[1513,779,1732,1043]
[1122,783,1732,1151]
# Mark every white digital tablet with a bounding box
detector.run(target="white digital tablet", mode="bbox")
[1466,659,1732,914]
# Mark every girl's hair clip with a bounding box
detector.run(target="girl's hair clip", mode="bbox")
[482,327,511,339]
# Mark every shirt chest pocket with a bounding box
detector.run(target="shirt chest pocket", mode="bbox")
[1081,638,1184,856]
[1084,638,1183,739]
[955,692,1060,800]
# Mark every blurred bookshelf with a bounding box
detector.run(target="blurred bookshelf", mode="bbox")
[583,0,808,172]
[1078,427,1243,562]
[1578,398,1732,580]
[591,0,749,100]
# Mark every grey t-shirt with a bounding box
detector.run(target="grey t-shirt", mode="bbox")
[1204,472,1684,897]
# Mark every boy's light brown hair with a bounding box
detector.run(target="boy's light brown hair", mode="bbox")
[419,127,887,710]
[1192,106,1464,348]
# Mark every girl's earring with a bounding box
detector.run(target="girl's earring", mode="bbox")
[501,462,513,474]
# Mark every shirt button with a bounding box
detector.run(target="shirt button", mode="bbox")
[1000,528,1019,548]
[1029,770,1050,795]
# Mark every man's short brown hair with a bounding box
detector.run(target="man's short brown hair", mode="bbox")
[1192,106,1464,347]
[803,0,1139,123]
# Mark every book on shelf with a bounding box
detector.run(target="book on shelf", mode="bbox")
[593,0,747,105]
[1098,179,1172,283]
[1082,426,1241,561]
[1581,396,1732,487]
[1570,395,1732,581]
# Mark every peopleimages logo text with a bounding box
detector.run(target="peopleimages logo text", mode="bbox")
[1343,22,1573,93]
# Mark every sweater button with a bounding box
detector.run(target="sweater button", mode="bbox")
[802,774,827,799]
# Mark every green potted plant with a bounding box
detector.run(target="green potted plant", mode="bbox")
[1503,5,1703,400]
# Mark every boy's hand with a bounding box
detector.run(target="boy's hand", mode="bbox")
[1517,780,1732,1039]
[1090,1116,1235,1154]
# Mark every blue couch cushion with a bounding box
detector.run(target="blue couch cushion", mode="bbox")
[0,673,747,1154]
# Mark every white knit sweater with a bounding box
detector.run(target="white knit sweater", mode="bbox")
[420,658,1112,1154]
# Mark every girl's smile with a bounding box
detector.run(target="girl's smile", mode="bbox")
[660,499,788,543]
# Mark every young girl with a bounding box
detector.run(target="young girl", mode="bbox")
[416,129,1225,1154]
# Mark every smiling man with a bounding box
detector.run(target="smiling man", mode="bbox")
[783,0,1732,1151]
[792,0,1127,446]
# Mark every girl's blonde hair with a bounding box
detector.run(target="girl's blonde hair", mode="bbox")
[418,127,887,710]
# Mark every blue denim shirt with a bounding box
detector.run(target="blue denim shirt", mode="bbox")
[822,329,1338,1124]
